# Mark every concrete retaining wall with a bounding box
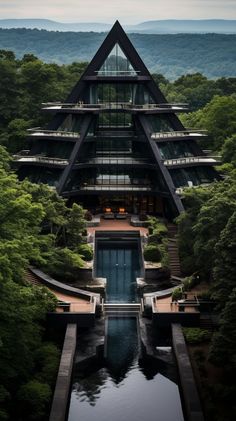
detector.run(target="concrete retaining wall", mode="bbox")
[153,312,200,327]
[49,324,77,421]
[172,324,204,421]
[47,312,96,329]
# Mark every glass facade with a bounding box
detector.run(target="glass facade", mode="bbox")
[98,43,137,76]
[170,166,219,188]
[18,166,62,187]
[90,83,154,105]
[158,140,195,159]
[31,140,74,159]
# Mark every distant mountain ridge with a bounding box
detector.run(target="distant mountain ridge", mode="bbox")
[0,28,235,80]
[0,19,236,33]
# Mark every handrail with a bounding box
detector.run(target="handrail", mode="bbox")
[163,156,220,166]
[28,128,80,138]
[13,155,69,165]
[151,130,207,139]
[95,70,140,75]
[42,102,189,110]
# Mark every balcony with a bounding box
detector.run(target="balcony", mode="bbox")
[151,130,207,142]
[28,128,80,141]
[163,156,221,168]
[75,156,155,167]
[13,154,69,167]
[42,102,189,114]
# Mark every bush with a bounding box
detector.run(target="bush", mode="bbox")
[35,343,60,385]
[17,380,51,421]
[143,244,161,262]
[42,247,84,281]
[172,287,183,301]
[77,244,93,261]
[183,327,211,344]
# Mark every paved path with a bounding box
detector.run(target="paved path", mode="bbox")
[87,217,148,235]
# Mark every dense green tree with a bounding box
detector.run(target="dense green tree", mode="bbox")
[211,212,236,309]
[221,135,236,167]
[182,95,236,150]
[209,288,236,369]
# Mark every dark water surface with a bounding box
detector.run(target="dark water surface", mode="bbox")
[96,241,140,302]
[67,241,184,421]
[68,318,184,421]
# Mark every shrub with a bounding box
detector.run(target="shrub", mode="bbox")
[172,287,183,301]
[42,247,84,281]
[143,244,161,262]
[183,327,211,344]
[17,380,51,421]
[35,343,60,385]
[77,244,93,261]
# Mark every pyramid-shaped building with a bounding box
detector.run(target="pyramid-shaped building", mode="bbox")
[15,21,220,218]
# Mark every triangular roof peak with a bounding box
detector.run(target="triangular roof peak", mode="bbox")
[80,19,151,77]
[66,19,167,104]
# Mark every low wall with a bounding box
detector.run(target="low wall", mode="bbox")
[47,312,96,329]
[172,324,204,421]
[29,266,99,302]
[153,311,200,327]
[49,324,77,421]
[144,267,170,280]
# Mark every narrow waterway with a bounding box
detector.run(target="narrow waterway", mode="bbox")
[67,239,184,421]
[96,240,140,302]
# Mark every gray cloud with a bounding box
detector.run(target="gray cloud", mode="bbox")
[0,0,235,22]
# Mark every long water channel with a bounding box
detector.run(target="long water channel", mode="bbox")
[67,237,185,421]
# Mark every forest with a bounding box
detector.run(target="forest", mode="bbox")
[0,28,235,79]
[0,51,235,421]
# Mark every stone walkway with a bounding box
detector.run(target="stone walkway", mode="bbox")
[87,217,148,235]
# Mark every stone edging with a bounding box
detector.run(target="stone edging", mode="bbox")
[172,323,204,421]
[49,324,77,421]
[29,266,100,303]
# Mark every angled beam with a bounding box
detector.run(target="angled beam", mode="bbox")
[57,115,93,194]
[138,114,185,215]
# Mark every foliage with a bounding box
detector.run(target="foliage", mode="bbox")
[143,244,161,262]
[0,146,89,420]
[221,134,236,168]
[77,244,93,261]
[16,380,51,421]
[172,287,182,301]
[0,30,235,79]
[176,173,236,278]
[211,212,236,309]
[209,288,236,370]
[181,95,236,150]
[183,328,211,344]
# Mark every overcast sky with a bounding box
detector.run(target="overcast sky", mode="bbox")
[0,0,235,23]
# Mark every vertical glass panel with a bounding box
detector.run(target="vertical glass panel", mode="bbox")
[98,43,138,76]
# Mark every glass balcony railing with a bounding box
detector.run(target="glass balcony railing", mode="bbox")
[42,102,189,112]
[151,130,207,140]
[95,70,139,76]
[13,154,69,166]
[67,184,153,192]
[163,156,221,167]
[28,128,80,139]
[76,157,153,166]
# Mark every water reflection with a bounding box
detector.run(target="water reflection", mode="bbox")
[68,318,184,421]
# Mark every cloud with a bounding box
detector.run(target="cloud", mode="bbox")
[0,0,235,22]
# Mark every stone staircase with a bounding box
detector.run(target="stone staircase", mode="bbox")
[103,303,141,316]
[167,224,182,278]
[25,269,42,286]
